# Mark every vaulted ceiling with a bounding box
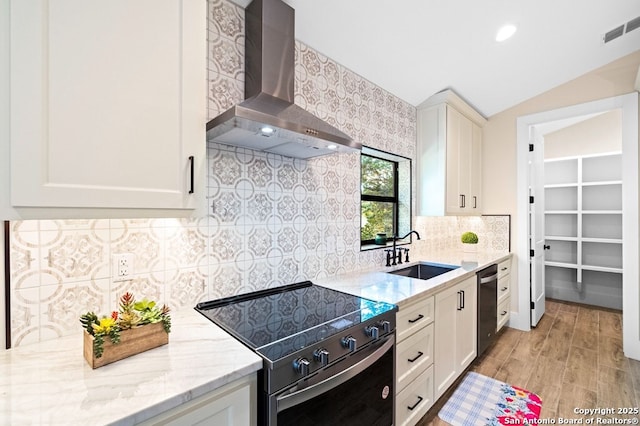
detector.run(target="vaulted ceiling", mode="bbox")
[228,0,640,117]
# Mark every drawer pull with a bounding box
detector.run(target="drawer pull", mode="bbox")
[408,351,424,363]
[408,314,424,324]
[501,310,508,316]
[407,396,423,411]
[501,287,508,291]
[501,267,508,271]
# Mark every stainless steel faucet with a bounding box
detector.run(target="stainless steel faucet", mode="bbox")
[386,230,421,267]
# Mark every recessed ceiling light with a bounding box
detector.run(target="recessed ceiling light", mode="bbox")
[260,126,274,136]
[327,144,338,150]
[496,24,517,42]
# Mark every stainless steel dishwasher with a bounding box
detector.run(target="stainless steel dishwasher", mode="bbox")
[477,264,498,356]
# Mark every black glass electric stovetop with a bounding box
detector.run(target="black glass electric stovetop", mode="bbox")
[195,281,396,362]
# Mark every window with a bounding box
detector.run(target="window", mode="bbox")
[360,147,411,248]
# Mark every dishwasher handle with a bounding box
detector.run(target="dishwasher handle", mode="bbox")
[479,273,498,284]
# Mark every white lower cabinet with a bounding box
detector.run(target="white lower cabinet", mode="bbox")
[497,257,512,331]
[395,296,435,426]
[434,276,477,400]
[396,365,434,426]
[139,374,256,426]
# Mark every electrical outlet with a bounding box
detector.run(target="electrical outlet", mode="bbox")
[113,253,134,282]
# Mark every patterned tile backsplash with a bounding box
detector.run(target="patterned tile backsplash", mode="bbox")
[7,0,509,347]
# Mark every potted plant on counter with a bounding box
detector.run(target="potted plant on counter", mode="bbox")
[461,231,479,253]
[80,292,171,369]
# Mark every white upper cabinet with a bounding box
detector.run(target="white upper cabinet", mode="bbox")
[9,0,206,212]
[417,90,486,216]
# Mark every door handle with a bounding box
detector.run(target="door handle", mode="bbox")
[461,290,465,309]
[457,291,462,310]
[473,196,477,208]
[459,194,466,208]
[188,156,195,194]
[407,351,424,363]
[407,396,423,411]
[408,314,424,324]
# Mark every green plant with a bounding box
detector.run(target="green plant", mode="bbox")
[80,293,170,358]
[461,231,479,244]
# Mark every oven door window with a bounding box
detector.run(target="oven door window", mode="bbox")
[277,345,393,426]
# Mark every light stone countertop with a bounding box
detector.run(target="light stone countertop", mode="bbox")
[315,250,512,307]
[0,250,511,425]
[0,308,262,426]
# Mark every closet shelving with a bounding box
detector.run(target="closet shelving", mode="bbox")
[544,152,622,309]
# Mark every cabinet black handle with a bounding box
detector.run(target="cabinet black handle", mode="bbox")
[407,396,423,411]
[457,291,462,311]
[501,267,508,271]
[408,314,424,324]
[407,351,424,363]
[461,290,465,309]
[460,194,465,208]
[501,287,508,291]
[473,196,477,208]
[188,156,195,194]
[501,310,508,316]
[544,245,551,250]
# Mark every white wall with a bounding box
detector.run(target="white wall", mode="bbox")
[544,110,622,159]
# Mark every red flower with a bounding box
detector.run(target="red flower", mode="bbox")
[111,311,118,320]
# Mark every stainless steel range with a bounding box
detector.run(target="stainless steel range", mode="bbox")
[195,281,397,426]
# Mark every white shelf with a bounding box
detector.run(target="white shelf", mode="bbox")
[545,261,578,269]
[581,210,623,215]
[582,180,622,187]
[545,236,578,242]
[581,237,622,244]
[582,265,623,274]
[544,210,578,215]
[543,152,623,310]
[544,183,579,189]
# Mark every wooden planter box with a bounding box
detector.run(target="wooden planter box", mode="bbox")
[83,322,169,369]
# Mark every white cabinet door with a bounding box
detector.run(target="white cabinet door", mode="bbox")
[434,276,477,399]
[139,375,256,426]
[456,276,477,371]
[434,283,460,398]
[445,106,463,214]
[10,0,206,210]
[469,122,482,212]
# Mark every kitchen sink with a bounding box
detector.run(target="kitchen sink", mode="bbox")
[388,262,459,280]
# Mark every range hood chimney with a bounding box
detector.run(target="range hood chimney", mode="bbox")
[206,0,360,159]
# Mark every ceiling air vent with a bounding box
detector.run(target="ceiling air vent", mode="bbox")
[603,24,625,43]
[626,16,640,34]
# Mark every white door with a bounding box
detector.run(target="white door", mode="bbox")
[529,126,546,326]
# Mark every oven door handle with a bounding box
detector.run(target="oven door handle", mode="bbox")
[276,335,394,412]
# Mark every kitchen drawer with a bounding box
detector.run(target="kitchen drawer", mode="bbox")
[396,364,434,426]
[498,258,511,279]
[497,275,510,303]
[396,323,433,393]
[397,296,434,342]
[497,298,510,331]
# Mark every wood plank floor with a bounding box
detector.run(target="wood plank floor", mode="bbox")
[417,299,640,425]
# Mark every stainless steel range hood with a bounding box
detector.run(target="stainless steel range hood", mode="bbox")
[206,0,360,159]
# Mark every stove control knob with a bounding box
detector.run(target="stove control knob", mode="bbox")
[378,320,391,333]
[313,348,330,366]
[341,336,357,352]
[293,358,310,376]
[365,325,380,340]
